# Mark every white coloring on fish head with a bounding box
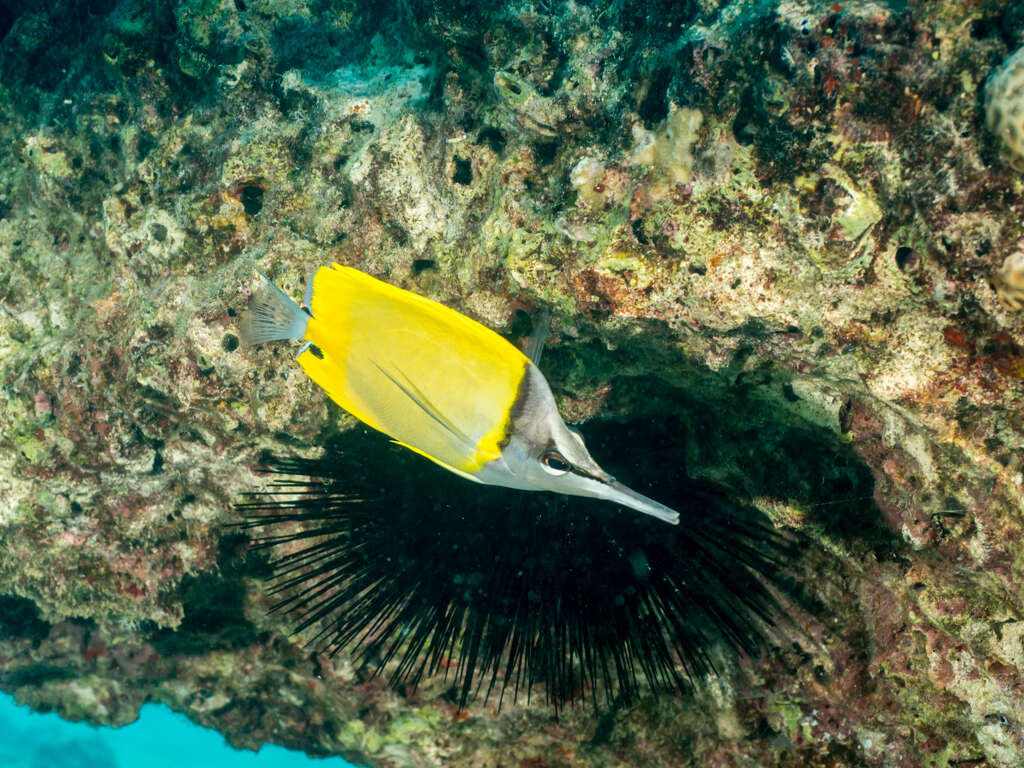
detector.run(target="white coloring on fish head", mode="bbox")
[474,363,680,525]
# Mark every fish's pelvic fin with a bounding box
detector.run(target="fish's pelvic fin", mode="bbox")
[523,307,551,365]
[239,273,309,346]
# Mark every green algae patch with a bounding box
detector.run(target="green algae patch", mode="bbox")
[823,162,883,242]
[771,698,810,743]
[388,711,437,744]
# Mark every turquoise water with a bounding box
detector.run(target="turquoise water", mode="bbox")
[0,692,356,768]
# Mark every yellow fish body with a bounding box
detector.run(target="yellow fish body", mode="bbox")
[241,264,679,525]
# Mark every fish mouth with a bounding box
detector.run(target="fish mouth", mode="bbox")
[601,479,680,525]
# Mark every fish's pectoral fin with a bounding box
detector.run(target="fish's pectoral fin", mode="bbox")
[372,360,477,454]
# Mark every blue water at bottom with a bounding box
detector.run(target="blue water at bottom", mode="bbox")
[0,692,356,768]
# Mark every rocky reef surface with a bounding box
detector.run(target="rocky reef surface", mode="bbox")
[1,0,1023,765]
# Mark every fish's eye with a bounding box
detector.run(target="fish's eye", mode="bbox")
[541,452,571,475]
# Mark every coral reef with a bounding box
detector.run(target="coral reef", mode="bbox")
[1,0,1023,766]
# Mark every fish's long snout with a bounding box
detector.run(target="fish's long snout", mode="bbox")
[603,480,680,525]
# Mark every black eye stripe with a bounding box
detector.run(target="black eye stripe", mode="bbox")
[570,465,604,483]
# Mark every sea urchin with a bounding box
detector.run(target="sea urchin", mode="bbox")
[237,418,803,709]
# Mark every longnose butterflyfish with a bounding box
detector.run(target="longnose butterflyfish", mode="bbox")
[239,264,680,525]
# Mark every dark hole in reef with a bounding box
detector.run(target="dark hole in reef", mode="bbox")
[5,665,75,688]
[222,333,239,352]
[638,66,673,128]
[240,365,884,707]
[137,133,156,161]
[534,140,559,165]
[477,127,507,154]
[147,323,172,340]
[631,218,649,244]
[452,155,472,185]
[411,259,436,275]
[350,120,375,133]
[151,222,168,242]
[0,594,51,640]
[733,89,757,146]
[508,307,535,339]
[153,534,264,654]
[970,17,998,39]
[450,37,488,74]
[239,185,264,216]
[235,0,246,10]
[895,246,918,272]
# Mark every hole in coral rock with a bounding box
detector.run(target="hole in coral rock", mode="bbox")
[638,66,673,128]
[477,127,506,154]
[894,246,919,273]
[534,141,558,165]
[452,156,472,185]
[238,185,264,216]
[631,218,649,245]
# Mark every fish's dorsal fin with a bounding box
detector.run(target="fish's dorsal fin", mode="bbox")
[523,306,551,365]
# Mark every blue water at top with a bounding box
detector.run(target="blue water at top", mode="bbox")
[0,692,357,768]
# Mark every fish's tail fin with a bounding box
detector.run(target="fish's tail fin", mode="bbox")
[239,274,309,346]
